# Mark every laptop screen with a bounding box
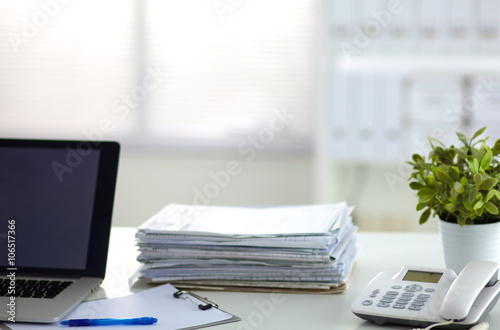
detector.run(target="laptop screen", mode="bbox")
[0,140,120,277]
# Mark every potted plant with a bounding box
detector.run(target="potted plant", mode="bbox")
[407,127,500,273]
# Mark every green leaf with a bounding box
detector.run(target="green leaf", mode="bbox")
[474,173,483,185]
[478,144,487,162]
[449,166,459,180]
[457,214,467,227]
[412,154,425,164]
[427,136,435,149]
[416,202,427,211]
[435,171,454,184]
[477,206,485,217]
[428,137,445,148]
[473,200,484,210]
[456,132,469,147]
[454,147,466,157]
[409,182,424,190]
[419,194,433,203]
[485,202,499,215]
[492,138,500,156]
[417,187,434,197]
[480,178,498,190]
[432,147,447,161]
[471,158,479,175]
[419,208,431,225]
[453,181,464,193]
[481,149,493,170]
[463,196,473,211]
[445,203,457,213]
[471,126,487,141]
[447,149,456,161]
[468,186,478,205]
[485,190,496,202]
[460,176,468,187]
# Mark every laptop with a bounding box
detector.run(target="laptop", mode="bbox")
[0,139,120,323]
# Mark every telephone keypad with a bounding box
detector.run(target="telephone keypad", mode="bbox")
[369,283,434,311]
[404,284,423,292]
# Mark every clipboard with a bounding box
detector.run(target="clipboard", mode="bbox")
[173,290,219,311]
[3,284,240,330]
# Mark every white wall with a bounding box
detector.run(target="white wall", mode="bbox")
[324,162,439,232]
[111,150,439,232]
[111,151,314,228]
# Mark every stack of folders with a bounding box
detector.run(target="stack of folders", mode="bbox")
[135,203,358,294]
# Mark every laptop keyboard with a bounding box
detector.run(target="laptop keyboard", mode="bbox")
[0,279,73,299]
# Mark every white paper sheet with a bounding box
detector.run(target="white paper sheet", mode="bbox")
[138,203,349,236]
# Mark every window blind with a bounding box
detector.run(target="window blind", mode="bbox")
[0,0,137,139]
[0,0,318,150]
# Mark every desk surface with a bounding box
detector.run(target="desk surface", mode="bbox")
[100,228,500,330]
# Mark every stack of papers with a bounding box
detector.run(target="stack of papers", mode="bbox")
[135,203,358,293]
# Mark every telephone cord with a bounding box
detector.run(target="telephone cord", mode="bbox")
[410,320,489,330]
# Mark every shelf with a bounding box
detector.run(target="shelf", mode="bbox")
[331,55,500,75]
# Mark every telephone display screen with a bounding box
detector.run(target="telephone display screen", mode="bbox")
[403,270,443,283]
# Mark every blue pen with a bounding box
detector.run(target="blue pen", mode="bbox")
[60,317,158,326]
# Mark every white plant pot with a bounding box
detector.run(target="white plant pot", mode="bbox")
[439,219,500,274]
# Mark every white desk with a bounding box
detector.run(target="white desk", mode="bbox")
[99,228,500,330]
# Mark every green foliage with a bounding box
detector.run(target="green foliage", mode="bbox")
[408,127,500,227]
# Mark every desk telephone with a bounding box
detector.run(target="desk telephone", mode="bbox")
[351,260,500,329]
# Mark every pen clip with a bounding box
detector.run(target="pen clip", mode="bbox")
[173,290,218,310]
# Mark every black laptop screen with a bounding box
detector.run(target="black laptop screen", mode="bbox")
[0,140,119,277]
[0,146,100,270]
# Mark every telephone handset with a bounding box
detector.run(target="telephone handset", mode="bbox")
[351,260,500,329]
[440,261,499,321]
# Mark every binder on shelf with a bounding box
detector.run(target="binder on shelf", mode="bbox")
[345,75,362,158]
[438,0,453,53]
[470,75,500,124]
[389,0,417,52]
[478,0,500,53]
[418,0,442,52]
[384,75,403,158]
[370,74,387,158]
[328,71,350,158]
[329,0,353,53]
[448,0,472,53]
[407,75,463,125]
[361,0,386,53]
[356,74,375,158]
